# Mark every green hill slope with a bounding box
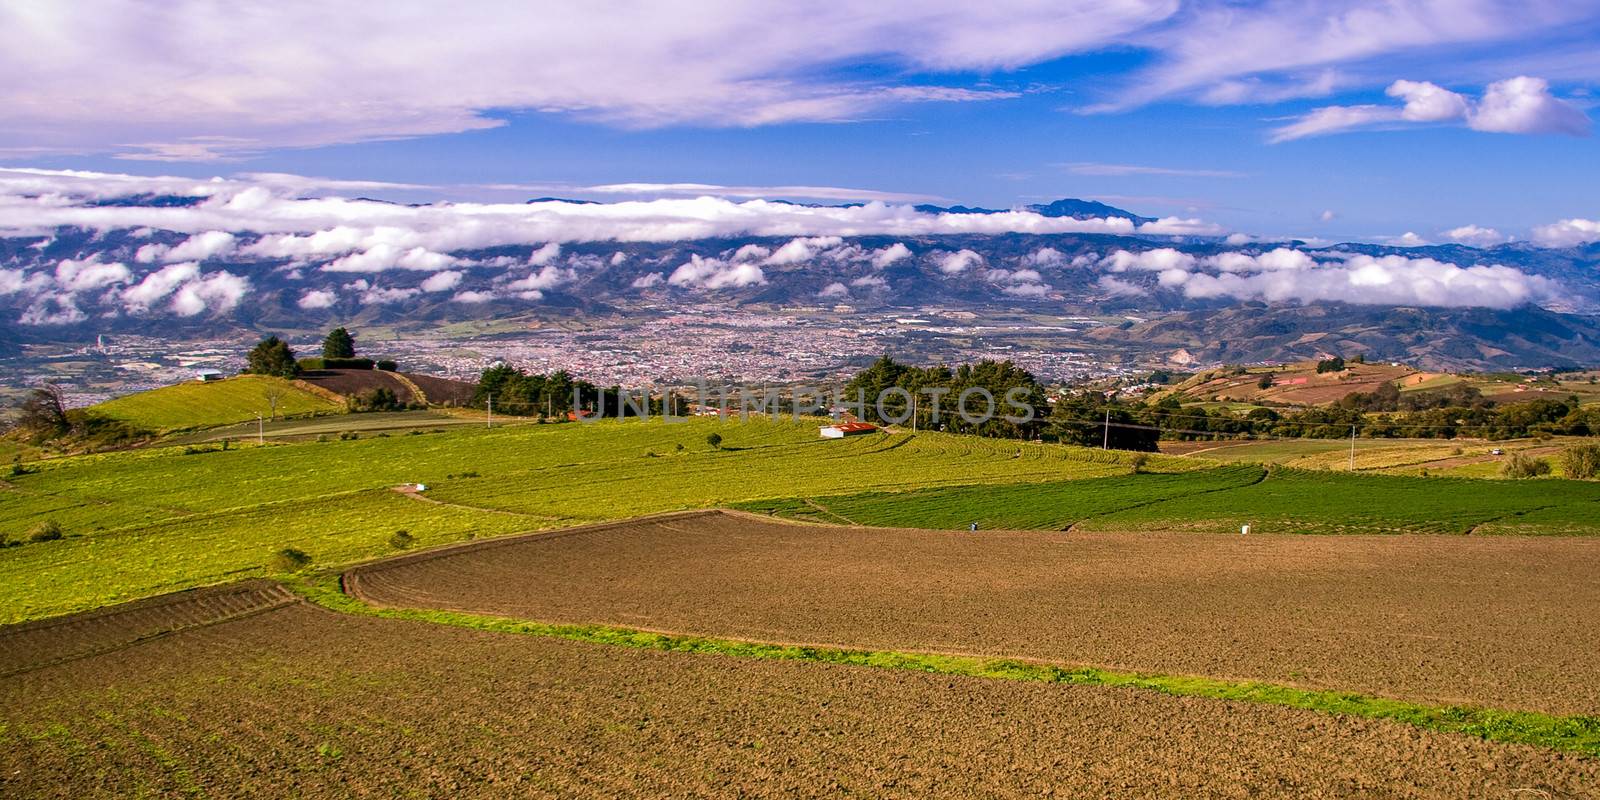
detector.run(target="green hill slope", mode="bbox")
[90,375,344,433]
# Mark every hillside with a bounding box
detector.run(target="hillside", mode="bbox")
[297,369,475,406]
[89,375,345,432]
[1168,360,1418,405]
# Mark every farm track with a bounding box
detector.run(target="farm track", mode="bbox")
[4,582,1600,797]
[348,510,1600,716]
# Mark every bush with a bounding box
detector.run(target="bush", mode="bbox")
[1257,374,1274,390]
[1500,452,1552,479]
[376,360,398,372]
[353,387,401,412]
[296,357,326,371]
[339,431,359,441]
[388,530,414,549]
[1562,444,1600,479]
[1128,453,1150,474]
[28,520,64,543]
[706,432,723,449]
[269,547,312,572]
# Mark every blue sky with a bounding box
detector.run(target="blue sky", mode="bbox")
[2,1,1598,244]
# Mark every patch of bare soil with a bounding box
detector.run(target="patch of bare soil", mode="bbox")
[3,596,1597,798]
[349,511,1600,715]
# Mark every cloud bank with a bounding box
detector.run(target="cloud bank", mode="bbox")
[1271,76,1591,141]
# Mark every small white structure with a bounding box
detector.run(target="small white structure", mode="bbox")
[1240,524,1251,535]
[195,369,224,382]
[820,421,879,439]
[414,483,428,492]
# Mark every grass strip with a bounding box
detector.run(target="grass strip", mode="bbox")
[289,574,1600,758]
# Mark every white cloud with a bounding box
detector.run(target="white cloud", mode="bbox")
[1097,275,1147,297]
[767,236,843,265]
[818,281,849,298]
[1441,224,1508,247]
[1531,218,1600,248]
[870,242,912,268]
[850,274,888,289]
[1177,254,1553,309]
[297,288,338,309]
[1319,210,1337,222]
[1472,76,1593,135]
[420,270,463,292]
[0,2,1173,159]
[121,262,200,310]
[1101,248,1195,272]
[0,169,1224,248]
[1272,76,1590,141]
[937,249,983,274]
[451,290,496,303]
[631,272,666,289]
[609,251,628,265]
[527,242,562,266]
[732,244,771,262]
[169,270,249,316]
[54,258,131,291]
[505,264,574,293]
[1022,247,1067,267]
[1201,249,1317,272]
[555,182,944,204]
[0,268,50,296]
[323,244,457,272]
[1390,232,1430,247]
[1102,2,1590,111]
[667,255,766,289]
[163,230,237,262]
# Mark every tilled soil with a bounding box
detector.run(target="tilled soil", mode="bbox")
[3,597,1598,798]
[348,511,1600,715]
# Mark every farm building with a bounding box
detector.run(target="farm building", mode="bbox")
[194,369,224,382]
[820,421,879,439]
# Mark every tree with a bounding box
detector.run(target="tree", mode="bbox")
[263,387,284,421]
[1561,444,1600,479]
[706,432,723,450]
[322,327,356,359]
[1257,373,1274,390]
[1315,356,1346,374]
[17,384,71,438]
[247,336,299,378]
[1500,452,1551,479]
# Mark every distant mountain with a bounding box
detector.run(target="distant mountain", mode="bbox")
[1088,304,1600,371]
[911,197,1154,224]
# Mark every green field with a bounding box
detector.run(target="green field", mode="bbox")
[1079,467,1600,535]
[0,419,1155,622]
[89,375,344,432]
[736,465,1265,529]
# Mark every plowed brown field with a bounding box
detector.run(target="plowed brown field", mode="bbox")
[4,593,1598,798]
[349,511,1600,715]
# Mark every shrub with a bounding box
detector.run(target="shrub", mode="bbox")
[324,358,376,370]
[376,360,398,372]
[296,357,326,371]
[1257,374,1274,389]
[1500,452,1552,479]
[269,547,312,572]
[388,530,414,550]
[1561,444,1600,480]
[706,432,723,450]
[28,520,64,543]
[1128,453,1150,474]
[339,431,359,441]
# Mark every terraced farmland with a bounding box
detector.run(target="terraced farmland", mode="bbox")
[348,511,1600,715]
[8,590,1597,799]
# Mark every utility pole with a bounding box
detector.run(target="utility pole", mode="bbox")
[911,393,918,432]
[1349,423,1357,470]
[487,393,493,429]
[1102,408,1110,450]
